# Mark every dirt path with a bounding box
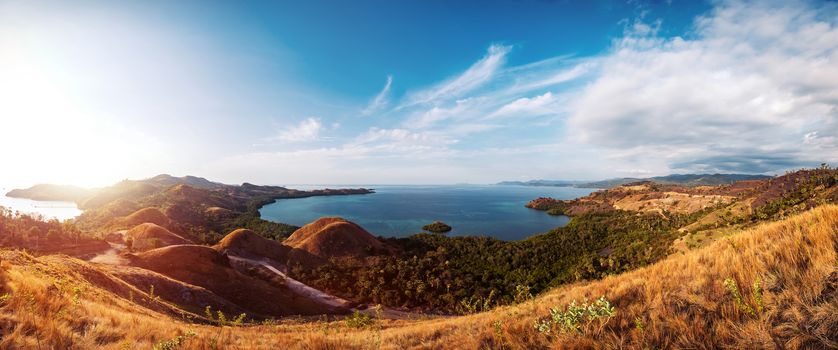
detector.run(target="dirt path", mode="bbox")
[227,255,351,308]
[89,242,128,265]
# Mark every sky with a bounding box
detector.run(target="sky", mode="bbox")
[1,0,837,188]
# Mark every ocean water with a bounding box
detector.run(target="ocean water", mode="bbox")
[0,191,82,221]
[260,185,596,241]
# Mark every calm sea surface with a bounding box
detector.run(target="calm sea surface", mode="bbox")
[260,185,596,241]
[0,187,82,221]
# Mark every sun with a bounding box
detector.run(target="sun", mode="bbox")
[0,53,164,188]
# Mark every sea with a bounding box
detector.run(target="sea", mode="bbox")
[0,187,82,221]
[260,185,596,241]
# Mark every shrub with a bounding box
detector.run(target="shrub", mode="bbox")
[723,277,763,317]
[152,331,196,350]
[534,296,616,335]
[345,310,375,328]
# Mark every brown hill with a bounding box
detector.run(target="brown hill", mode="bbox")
[284,217,390,259]
[129,245,343,317]
[121,207,170,227]
[213,229,290,261]
[214,229,327,269]
[204,206,237,219]
[126,223,191,251]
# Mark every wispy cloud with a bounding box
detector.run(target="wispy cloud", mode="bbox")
[487,92,557,119]
[397,44,511,109]
[276,117,322,142]
[361,75,393,116]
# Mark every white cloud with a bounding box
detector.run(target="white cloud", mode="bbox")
[361,75,392,116]
[356,128,430,144]
[277,117,322,142]
[487,92,557,119]
[565,0,838,173]
[398,44,511,108]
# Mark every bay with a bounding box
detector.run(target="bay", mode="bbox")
[260,185,596,241]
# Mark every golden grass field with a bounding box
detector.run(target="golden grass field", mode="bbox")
[2,205,838,349]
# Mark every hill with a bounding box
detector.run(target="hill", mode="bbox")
[5,184,95,203]
[125,223,192,251]
[500,173,773,189]
[127,244,345,318]
[578,173,774,188]
[496,179,582,187]
[213,227,327,268]
[116,207,171,228]
[1,205,836,348]
[213,228,291,262]
[284,217,392,260]
[145,174,228,190]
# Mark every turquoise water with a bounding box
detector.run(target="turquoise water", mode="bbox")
[260,185,596,241]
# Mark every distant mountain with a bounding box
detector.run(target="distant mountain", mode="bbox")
[5,184,95,203]
[6,174,230,208]
[580,174,773,188]
[499,173,773,189]
[145,174,229,190]
[496,180,583,187]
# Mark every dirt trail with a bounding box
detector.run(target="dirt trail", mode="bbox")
[89,242,128,265]
[227,255,351,308]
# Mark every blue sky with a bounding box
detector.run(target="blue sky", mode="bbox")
[1,0,836,187]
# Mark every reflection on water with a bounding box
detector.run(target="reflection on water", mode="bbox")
[0,189,83,221]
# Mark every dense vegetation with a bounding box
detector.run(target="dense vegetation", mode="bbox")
[0,208,104,255]
[291,209,711,313]
[155,196,299,244]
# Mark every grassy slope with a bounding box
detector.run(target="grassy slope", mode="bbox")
[1,205,837,349]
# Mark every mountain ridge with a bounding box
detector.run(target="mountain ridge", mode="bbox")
[499,173,773,188]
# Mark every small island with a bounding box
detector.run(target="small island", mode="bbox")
[422,221,452,234]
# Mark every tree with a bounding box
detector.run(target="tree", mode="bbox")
[46,228,62,242]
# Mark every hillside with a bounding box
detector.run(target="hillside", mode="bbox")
[500,173,773,189]
[126,244,344,318]
[1,205,836,348]
[5,184,95,203]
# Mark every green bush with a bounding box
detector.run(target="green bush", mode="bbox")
[344,310,375,328]
[534,296,616,335]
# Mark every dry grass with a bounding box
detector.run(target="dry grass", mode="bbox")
[2,205,838,349]
[613,191,735,215]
